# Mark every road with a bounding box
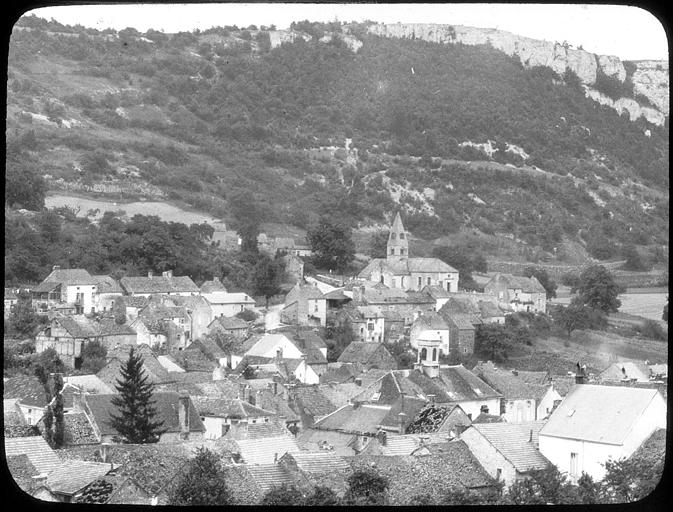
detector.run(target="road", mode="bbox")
[264,303,285,332]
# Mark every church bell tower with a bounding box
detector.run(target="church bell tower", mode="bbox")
[387,212,409,263]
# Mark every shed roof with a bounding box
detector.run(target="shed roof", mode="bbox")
[539,384,664,445]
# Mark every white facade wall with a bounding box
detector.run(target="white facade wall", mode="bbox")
[358,316,385,343]
[460,427,518,485]
[248,336,303,359]
[502,399,537,423]
[210,303,251,317]
[306,298,327,326]
[539,393,666,481]
[294,360,320,385]
[65,284,96,314]
[19,404,45,426]
[410,327,450,354]
[537,387,562,420]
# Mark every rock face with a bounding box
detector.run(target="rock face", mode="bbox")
[367,23,668,121]
[584,87,666,126]
[367,23,626,84]
[268,30,311,49]
[631,60,669,114]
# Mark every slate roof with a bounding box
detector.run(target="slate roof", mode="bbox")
[204,292,255,305]
[349,441,495,504]
[47,460,113,496]
[295,429,358,456]
[234,436,301,465]
[469,421,549,472]
[313,404,390,435]
[444,313,477,330]
[283,451,351,473]
[63,412,99,445]
[478,300,505,318]
[472,413,505,424]
[92,275,123,294]
[422,285,452,299]
[379,396,428,431]
[4,436,62,474]
[405,290,436,304]
[539,384,665,445]
[120,274,199,295]
[293,385,341,418]
[84,392,205,436]
[236,420,292,440]
[322,289,351,301]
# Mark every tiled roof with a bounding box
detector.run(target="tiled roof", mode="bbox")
[84,392,205,436]
[7,454,39,492]
[235,436,301,465]
[63,375,114,394]
[4,398,27,426]
[322,289,350,301]
[350,441,494,504]
[284,328,328,350]
[42,268,98,286]
[53,315,99,338]
[314,404,390,435]
[293,385,341,418]
[436,366,501,401]
[156,355,186,373]
[246,464,296,492]
[121,274,199,294]
[599,362,651,382]
[405,291,435,304]
[203,292,255,305]
[337,342,389,365]
[472,413,505,424]
[47,460,113,496]
[473,365,551,400]
[470,421,549,473]
[379,396,429,431]
[422,285,452,299]
[369,435,421,456]
[443,312,477,330]
[255,390,300,422]
[539,384,664,445]
[192,396,275,419]
[91,275,123,294]
[318,383,364,408]
[295,429,358,456]
[489,273,546,293]
[237,420,291,440]
[121,295,150,308]
[211,315,248,330]
[549,375,575,397]
[414,312,450,330]
[63,412,99,445]
[283,451,351,473]
[200,278,228,293]
[4,375,47,407]
[4,436,62,474]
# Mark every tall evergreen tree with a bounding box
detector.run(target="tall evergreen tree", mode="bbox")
[108,348,166,443]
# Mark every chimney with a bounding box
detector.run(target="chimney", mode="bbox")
[238,383,247,401]
[52,265,61,272]
[575,363,586,384]
[529,429,533,443]
[377,429,387,446]
[480,405,489,414]
[100,442,111,463]
[354,377,362,386]
[397,412,407,435]
[162,270,173,279]
[148,270,153,278]
[178,390,190,439]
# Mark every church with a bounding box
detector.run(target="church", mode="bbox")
[358,213,459,292]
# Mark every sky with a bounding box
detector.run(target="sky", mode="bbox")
[26,3,668,61]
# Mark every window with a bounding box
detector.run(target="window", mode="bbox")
[432,348,437,361]
[391,232,396,240]
[420,348,427,360]
[399,233,405,239]
[427,277,432,285]
[570,453,579,477]
[314,302,319,312]
[400,248,405,255]
[390,248,395,255]
[418,277,422,287]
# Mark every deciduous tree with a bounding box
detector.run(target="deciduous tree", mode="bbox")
[573,265,624,313]
[307,216,355,272]
[169,447,233,505]
[343,468,389,505]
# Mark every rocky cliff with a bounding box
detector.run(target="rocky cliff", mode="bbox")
[366,23,668,120]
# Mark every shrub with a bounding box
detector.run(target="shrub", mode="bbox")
[636,319,666,341]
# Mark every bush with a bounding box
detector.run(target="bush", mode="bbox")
[636,319,666,341]
[236,309,258,322]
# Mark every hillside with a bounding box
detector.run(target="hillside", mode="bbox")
[6,16,669,275]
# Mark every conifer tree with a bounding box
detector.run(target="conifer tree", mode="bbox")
[108,348,166,443]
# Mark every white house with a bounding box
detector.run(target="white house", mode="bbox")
[203,291,257,318]
[31,267,99,315]
[538,384,667,482]
[409,312,451,354]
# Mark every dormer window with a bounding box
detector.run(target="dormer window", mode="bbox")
[391,233,396,240]
[399,233,405,239]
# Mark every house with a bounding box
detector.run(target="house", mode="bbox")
[349,282,436,326]
[202,291,257,318]
[233,435,302,465]
[237,355,321,385]
[74,391,205,443]
[473,362,562,421]
[4,398,38,438]
[35,315,137,368]
[459,421,550,486]
[31,266,100,315]
[135,301,192,349]
[358,213,459,292]
[296,428,360,457]
[478,300,507,324]
[118,295,150,322]
[280,253,305,282]
[91,275,124,313]
[421,284,453,311]
[4,375,54,426]
[438,309,476,356]
[129,316,171,350]
[120,270,199,297]
[311,403,391,453]
[484,273,547,314]
[353,365,502,420]
[349,441,497,505]
[337,341,397,371]
[163,295,214,342]
[598,361,654,383]
[5,435,62,476]
[409,312,451,354]
[278,451,351,495]
[385,400,472,437]
[45,460,116,502]
[97,345,173,388]
[199,276,227,294]
[4,287,19,318]
[280,281,327,327]
[538,384,667,481]
[207,315,249,339]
